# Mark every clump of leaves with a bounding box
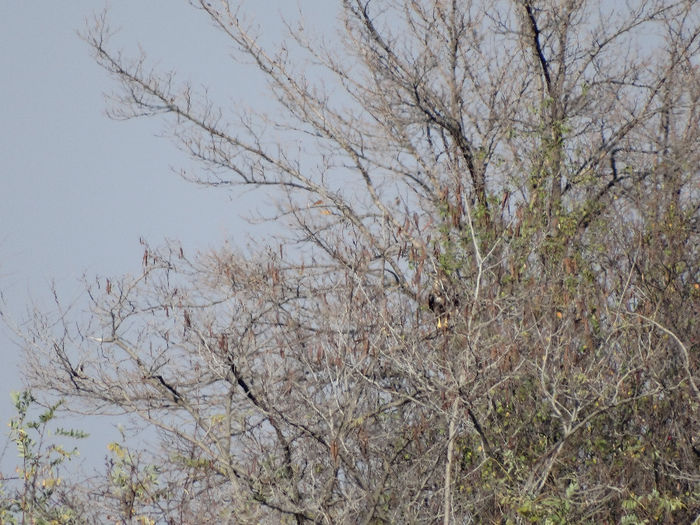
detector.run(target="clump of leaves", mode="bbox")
[0,391,87,525]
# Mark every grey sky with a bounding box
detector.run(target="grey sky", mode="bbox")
[1,1,336,465]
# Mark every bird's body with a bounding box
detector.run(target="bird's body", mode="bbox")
[428,279,455,329]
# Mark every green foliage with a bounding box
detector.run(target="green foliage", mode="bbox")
[103,433,165,524]
[0,391,86,524]
[621,489,688,524]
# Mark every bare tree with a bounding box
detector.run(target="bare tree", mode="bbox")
[10,0,699,522]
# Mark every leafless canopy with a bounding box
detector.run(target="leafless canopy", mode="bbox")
[15,0,700,523]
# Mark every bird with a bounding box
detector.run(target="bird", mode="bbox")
[428,278,456,329]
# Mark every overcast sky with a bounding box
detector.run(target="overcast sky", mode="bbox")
[0,1,336,466]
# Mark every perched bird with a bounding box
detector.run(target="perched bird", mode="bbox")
[428,278,456,329]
